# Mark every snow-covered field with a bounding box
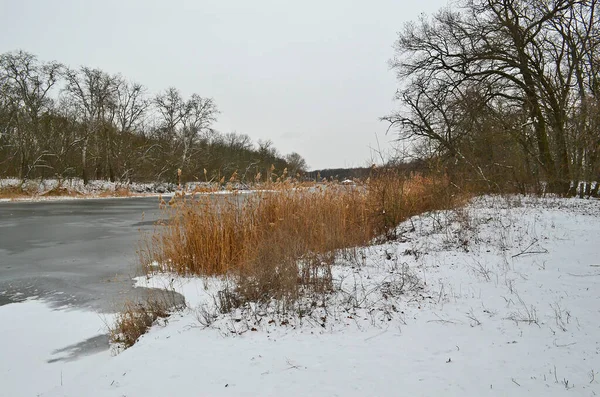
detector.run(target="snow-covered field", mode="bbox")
[2,195,599,396]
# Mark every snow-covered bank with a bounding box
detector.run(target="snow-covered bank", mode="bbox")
[0,300,113,397]
[0,178,174,202]
[0,178,256,202]
[4,195,598,396]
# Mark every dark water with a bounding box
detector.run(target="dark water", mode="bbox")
[0,196,184,312]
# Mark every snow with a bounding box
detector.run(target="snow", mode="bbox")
[2,195,599,396]
[0,299,113,397]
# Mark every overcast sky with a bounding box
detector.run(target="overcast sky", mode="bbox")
[0,0,448,170]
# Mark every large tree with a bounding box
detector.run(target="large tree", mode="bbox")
[285,152,308,176]
[0,51,62,179]
[63,67,119,183]
[385,0,600,194]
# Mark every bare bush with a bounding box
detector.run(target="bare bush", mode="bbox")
[109,299,171,349]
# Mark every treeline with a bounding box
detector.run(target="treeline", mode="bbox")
[0,51,307,184]
[385,0,600,196]
[306,167,372,181]
[307,159,428,181]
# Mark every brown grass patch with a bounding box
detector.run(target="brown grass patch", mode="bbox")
[98,187,133,198]
[0,185,32,199]
[109,299,171,349]
[40,186,82,197]
[366,170,465,240]
[190,185,220,195]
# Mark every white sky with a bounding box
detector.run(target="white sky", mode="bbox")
[0,0,448,170]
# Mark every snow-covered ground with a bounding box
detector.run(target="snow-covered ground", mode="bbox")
[2,195,599,396]
[0,300,113,397]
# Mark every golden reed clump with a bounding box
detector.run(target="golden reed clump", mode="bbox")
[138,170,464,305]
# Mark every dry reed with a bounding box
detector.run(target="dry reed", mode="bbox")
[139,171,464,309]
[109,300,170,348]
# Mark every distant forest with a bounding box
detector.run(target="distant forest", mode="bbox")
[307,159,428,181]
[0,51,307,184]
[306,167,372,181]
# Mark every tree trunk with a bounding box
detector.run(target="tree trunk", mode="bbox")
[568,180,578,197]
[532,117,558,193]
[553,123,571,196]
[82,138,89,185]
[515,32,559,194]
[585,181,592,197]
[106,126,115,182]
[591,182,599,198]
[19,148,26,181]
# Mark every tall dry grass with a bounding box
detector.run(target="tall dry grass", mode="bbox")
[0,185,30,199]
[366,169,460,240]
[139,171,465,310]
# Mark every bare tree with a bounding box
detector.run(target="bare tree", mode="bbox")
[285,152,308,176]
[179,94,218,169]
[63,67,119,183]
[223,131,253,151]
[384,0,600,194]
[0,51,62,179]
[115,78,148,134]
[112,78,149,180]
[154,87,185,142]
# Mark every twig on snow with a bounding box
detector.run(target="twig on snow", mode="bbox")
[511,238,548,258]
[566,272,600,277]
